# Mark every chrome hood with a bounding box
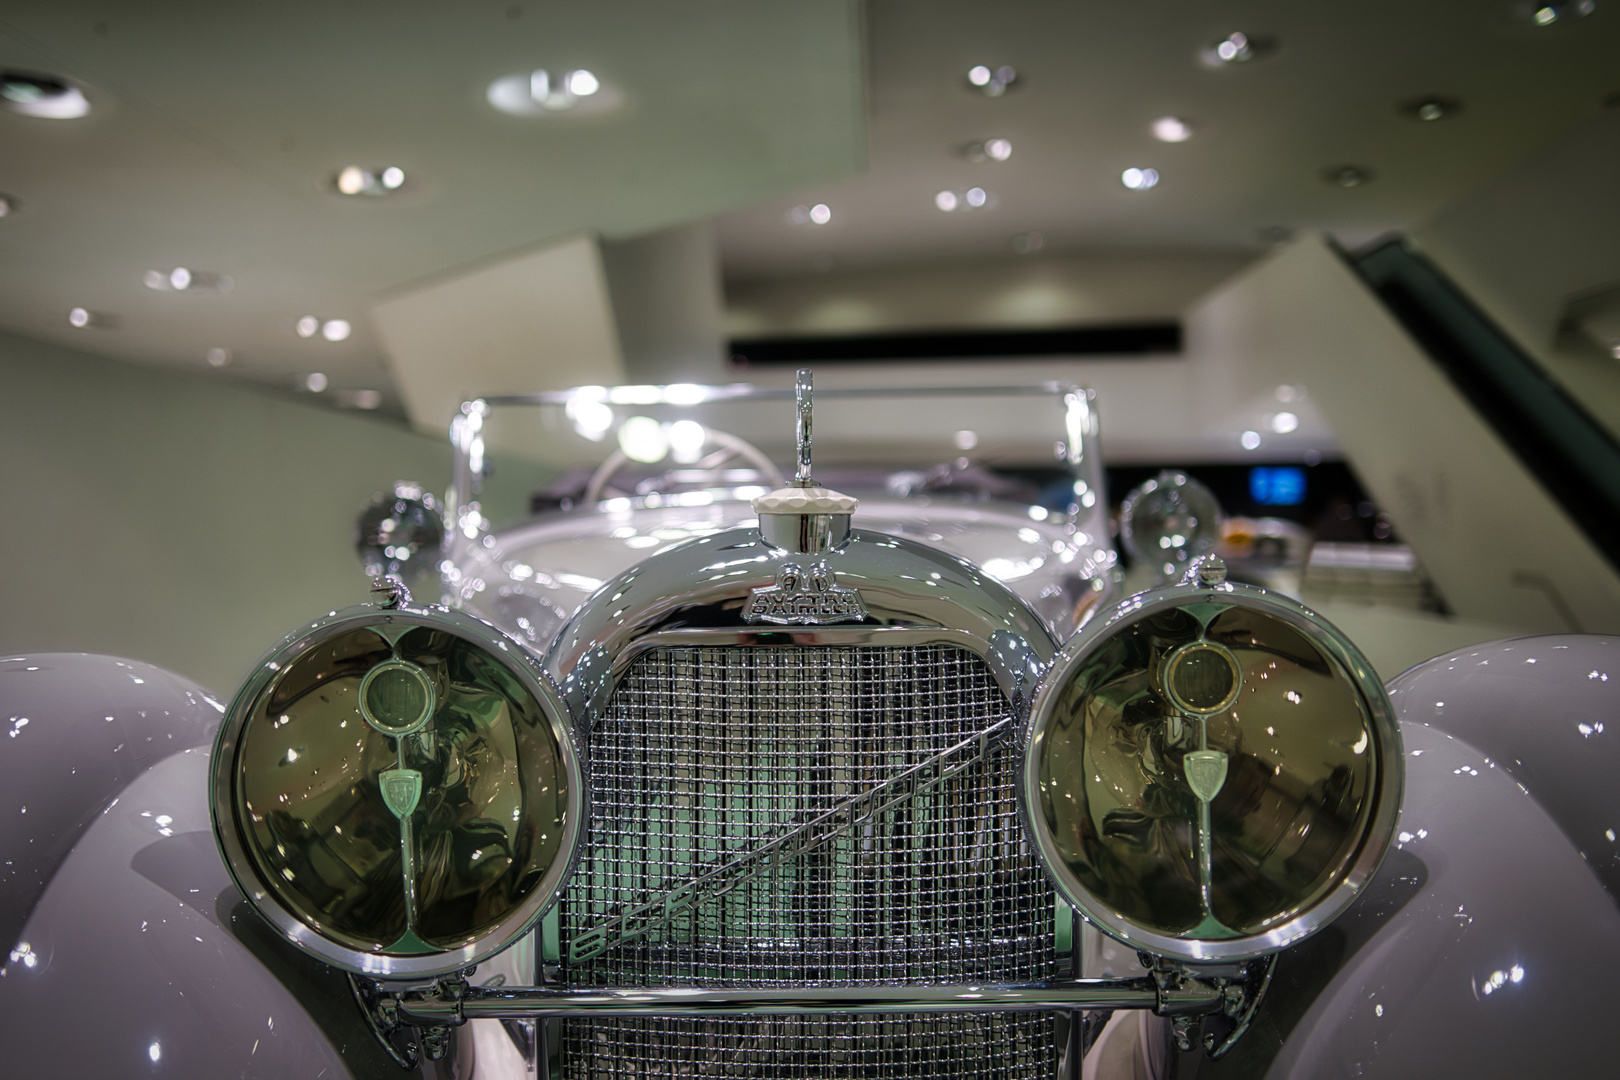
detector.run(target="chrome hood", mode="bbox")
[538,522,1062,729]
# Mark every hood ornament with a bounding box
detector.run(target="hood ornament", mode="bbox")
[746,370,867,624]
[752,369,859,556]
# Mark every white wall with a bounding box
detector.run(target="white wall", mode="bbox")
[1413,109,1620,441]
[0,331,536,694]
[1183,238,1620,635]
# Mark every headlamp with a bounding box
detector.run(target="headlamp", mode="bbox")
[210,596,584,978]
[1023,558,1401,963]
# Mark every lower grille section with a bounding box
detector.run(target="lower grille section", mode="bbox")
[562,1014,1053,1079]
[556,644,1058,1078]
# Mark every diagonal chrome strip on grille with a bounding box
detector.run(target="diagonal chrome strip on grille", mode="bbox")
[567,714,1016,964]
[557,644,1059,1078]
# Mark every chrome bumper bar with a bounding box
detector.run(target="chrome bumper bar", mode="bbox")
[391,976,1224,1025]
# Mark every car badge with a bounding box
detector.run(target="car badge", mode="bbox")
[380,767,423,819]
[1184,749,1229,803]
[743,559,868,625]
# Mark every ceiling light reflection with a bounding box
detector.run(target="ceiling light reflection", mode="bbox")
[321,318,351,342]
[965,64,1018,97]
[1271,411,1300,434]
[304,372,328,393]
[0,71,91,119]
[205,347,231,367]
[566,393,614,440]
[1240,430,1263,450]
[1121,167,1160,190]
[295,316,319,339]
[488,68,617,116]
[668,419,706,463]
[935,190,959,212]
[1152,117,1193,142]
[618,415,668,463]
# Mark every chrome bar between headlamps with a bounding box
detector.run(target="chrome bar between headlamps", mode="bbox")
[392,976,1222,1024]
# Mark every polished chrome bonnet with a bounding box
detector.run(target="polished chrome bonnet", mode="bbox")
[545,525,1059,726]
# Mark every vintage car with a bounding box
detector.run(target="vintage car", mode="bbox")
[2,374,1617,1079]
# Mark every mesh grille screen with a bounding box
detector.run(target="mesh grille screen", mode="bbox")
[557,644,1058,1078]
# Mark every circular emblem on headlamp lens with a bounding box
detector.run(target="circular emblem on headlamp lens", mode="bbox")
[1163,641,1242,715]
[358,658,436,736]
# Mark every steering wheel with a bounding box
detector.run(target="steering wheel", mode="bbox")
[583,428,785,503]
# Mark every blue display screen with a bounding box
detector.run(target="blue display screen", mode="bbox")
[1250,466,1306,506]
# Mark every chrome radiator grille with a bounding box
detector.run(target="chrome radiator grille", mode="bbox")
[556,644,1058,1079]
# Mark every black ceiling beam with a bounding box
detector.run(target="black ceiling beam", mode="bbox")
[728,323,1181,365]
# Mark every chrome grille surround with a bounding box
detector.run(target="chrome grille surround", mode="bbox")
[556,643,1059,1078]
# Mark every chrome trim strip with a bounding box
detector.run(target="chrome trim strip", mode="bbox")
[393,976,1222,1022]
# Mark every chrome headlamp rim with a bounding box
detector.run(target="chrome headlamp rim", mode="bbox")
[1020,577,1403,964]
[210,599,587,980]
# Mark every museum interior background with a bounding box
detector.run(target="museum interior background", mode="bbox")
[3,0,1619,693]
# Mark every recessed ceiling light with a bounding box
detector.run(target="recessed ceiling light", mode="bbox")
[964,138,1014,162]
[321,318,351,342]
[1204,32,1276,65]
[1121,167,1160,190]
[67,306,109,328]
[295,315,320,338]
[334,166,408,197]
[1,71,91,119]
[1151,117,1193,143]
[304,372,329,393]
[1323,165,1374,188]
[788,203,832,225]
[966,64,1018,97]
[1399,96,1461,122]
[487,68,619,116]
[1240,430,1263,450]
[205,347,231,367]
[145,267,231,292]
[935,188,991,211]
[1271,411,1300,434]
[1524,1,1595,26]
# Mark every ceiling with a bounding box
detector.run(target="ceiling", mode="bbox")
[718,0,1620,278]
[2,0,1618,415]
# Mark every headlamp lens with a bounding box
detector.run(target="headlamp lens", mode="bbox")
[219,614,577,972]
[1029,595,1396,957]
